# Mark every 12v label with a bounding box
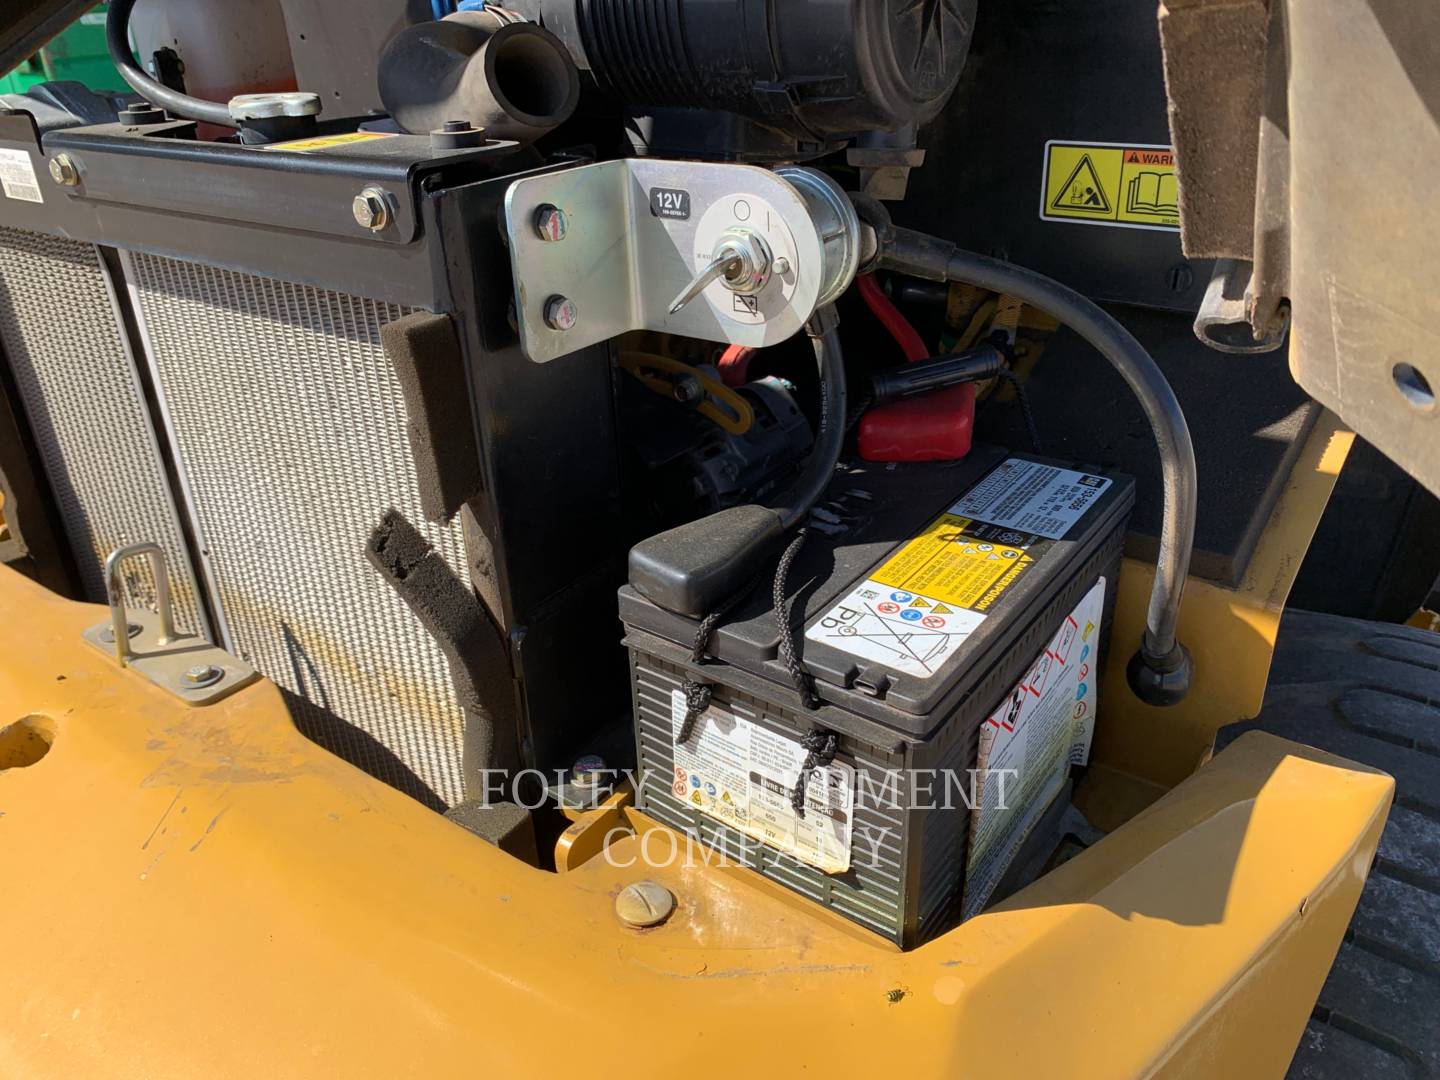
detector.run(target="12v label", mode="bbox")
[649,187,691,220]
[1040,141,1180,231]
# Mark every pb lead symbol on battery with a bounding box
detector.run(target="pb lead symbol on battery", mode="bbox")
[733,293,759,314]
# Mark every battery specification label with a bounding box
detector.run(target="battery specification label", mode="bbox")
[806,460,1111,678]
[669,690,854,873]
[0,148,43,203]
[951,458,1111,539]
[964,577,1106,918]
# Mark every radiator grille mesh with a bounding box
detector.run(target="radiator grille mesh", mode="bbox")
[128,254,469,808]
[0,226,204,631]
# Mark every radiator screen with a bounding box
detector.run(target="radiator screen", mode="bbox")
[0,226,204,632]
[127,253,470,808]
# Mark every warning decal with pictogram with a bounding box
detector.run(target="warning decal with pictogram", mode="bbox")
[1040,140,1181,232]
[1049,153,1112,216]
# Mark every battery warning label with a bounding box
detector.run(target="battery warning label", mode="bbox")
[669,691,854,873]
[806,460,1110,679]
[1041,141,1180,231]
[964,577,1106,918]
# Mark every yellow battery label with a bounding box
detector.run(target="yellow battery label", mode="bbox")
[1041,141,1180,231]
[262,131,398,153]
[869,513,1033,613]
[807,458,1109,680]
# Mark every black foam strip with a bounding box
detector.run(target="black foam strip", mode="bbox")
[366,509,521,791]
[379,312,482,525]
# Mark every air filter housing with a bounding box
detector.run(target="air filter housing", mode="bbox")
[522,0,977,143]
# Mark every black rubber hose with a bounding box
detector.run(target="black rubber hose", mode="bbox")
[879,226,1197,703]
[106,0,236,128]
[774,308,847,529]
[869,344,1005,405]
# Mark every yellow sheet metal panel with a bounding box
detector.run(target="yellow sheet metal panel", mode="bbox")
[0,565,1389,1078]
[1092,412,1355,790]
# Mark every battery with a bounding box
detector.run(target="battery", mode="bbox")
[619,446,1135,946]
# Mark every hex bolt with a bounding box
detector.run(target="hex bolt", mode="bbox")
[48,154,80,186]
[672,375,704,404]
[571,753,607,788]
[534,204,568,242]
[180,663,224,689]
[614,881,675,929]
[543,294,578,332]
[352,186,391,231]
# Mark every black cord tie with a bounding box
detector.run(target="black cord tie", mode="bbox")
[676,579,763,744]
[773,528,820,710]
[996,368,1042,456]
[771,526,836,815]
[792,729,839,815]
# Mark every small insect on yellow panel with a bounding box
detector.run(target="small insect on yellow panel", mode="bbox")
[1040,141,1180,232]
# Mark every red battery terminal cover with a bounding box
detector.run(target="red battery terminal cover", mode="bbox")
[855,274,975,462]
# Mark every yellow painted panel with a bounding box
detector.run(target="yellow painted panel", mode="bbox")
[0,563,1390,1078]
[1090,412,1355,790]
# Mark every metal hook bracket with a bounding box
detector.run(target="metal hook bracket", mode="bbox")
[82,542,259,705]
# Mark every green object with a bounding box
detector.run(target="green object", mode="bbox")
[0,56,48,95]
[1,4,129,95]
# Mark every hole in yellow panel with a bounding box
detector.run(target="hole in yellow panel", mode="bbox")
[0,715,56,771]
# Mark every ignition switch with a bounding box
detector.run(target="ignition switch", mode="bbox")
[668,228,774,314]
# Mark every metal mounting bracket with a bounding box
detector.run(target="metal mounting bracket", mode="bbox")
[81,543,258,706]
[503,158,859,363]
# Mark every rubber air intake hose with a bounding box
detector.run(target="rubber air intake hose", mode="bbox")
[377,12,580,141]
[878,226,1198,705]
[105,0,235,128]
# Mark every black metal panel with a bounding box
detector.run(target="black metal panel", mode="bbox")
[900,0,1212,311]
[426,175,627,769]
[0,0,92,77]
[0,110,535,308]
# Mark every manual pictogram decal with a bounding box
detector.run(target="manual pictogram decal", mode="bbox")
[1041,141,1181,232]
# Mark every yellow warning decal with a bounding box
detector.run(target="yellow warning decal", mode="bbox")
[1041,141,1180,231]
[262,131,399,153]
[868,513,1034,613]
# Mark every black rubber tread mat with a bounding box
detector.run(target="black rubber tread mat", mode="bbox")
[1215,610,1440,1078]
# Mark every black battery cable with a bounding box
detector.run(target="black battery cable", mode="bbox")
[870,213,1197,706]
[668,313,847,798]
